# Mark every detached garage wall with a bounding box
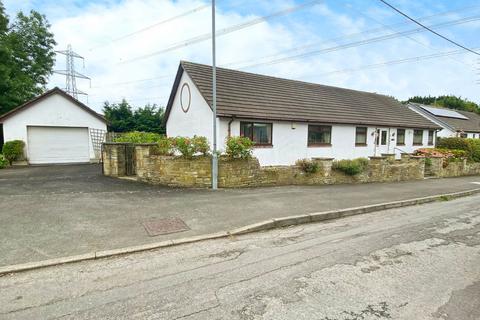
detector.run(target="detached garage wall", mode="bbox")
[2,93,106,163]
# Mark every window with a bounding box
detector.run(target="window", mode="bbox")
[308,125,331,146]
[428,130,434,145]
[413,129,423,145]
[355,127,367,146]
[459,133,467,138]
[240,122,272,145]
[397,129,405,145]
[375,129,387,146]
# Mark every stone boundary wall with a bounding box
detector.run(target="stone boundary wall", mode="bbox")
[102,144,480,188]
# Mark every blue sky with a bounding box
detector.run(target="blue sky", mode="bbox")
[3,0,480,112]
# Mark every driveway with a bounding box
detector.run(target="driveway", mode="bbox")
[1,164,480,268]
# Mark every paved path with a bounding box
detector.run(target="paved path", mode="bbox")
[1,195,479,319]
[1,164,480,267]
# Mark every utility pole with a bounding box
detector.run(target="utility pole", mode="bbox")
[54,44,90,100]
[211,0,218,190]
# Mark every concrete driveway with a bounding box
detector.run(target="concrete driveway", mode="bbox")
[1,164,480,268]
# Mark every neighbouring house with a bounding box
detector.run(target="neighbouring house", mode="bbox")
[165,61,440,166]
[0,87,107,164]
[408,102,480,139]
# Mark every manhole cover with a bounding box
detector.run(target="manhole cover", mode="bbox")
[143,217,190,236]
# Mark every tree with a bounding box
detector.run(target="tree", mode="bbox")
[405,95,480,114]
[133,104,165,134]
[0,1,56,115]
[102,100,166,134]
[103,100,135,133]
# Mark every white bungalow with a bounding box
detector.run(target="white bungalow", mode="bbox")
[165,61,440,166]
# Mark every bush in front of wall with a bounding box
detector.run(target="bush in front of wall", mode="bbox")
[225,136,254,159]
[191,135,210,156]
[0,154,8,169]
[296,159,320,174]
[332,157,369,176]
[151,136,175,156]
[114,131,163,143]
[172,137,196,158]
[2,140,25,165]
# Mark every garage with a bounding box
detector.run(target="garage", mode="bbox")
[27,126,90,164]
[0,87,107,165]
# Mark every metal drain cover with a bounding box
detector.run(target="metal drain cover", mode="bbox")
[143,218,190,236]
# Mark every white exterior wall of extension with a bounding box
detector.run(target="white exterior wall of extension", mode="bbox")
[2,93,106,162]
[167,76,435,166]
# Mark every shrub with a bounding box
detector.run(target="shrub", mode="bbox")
[332,157,369,176]
[436,137,470,151]
[191,135,210,156]
[0,154,8,169]
[151,136,174,156]
[296,159,320,174]
[114,131,163,143]
[172,137,196,158]
[414,147,467,159]
[225,136,254,159]
[433,137,480,162]
[2,140,25,165]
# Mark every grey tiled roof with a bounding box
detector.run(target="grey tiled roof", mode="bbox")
[166,61,440,129]
[409,103,480,133]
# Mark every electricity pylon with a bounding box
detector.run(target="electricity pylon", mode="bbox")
[54,44,90,100]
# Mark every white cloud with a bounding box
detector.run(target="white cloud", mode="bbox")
[4,0,480,113]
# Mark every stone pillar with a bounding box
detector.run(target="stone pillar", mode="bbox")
[312,157,334,176]
[102,143,127,177]
[381,153,395,161]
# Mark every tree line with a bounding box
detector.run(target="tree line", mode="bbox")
[404,95,480,114]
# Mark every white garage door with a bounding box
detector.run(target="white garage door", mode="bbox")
[27,126,90,164]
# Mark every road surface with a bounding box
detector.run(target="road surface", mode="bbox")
[1,195,479,319]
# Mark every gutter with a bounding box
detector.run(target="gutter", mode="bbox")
[227,116,236,137]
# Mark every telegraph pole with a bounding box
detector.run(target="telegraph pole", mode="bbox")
[211,0,218,190]
[54,44,90,100]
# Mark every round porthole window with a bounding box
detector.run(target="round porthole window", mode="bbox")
[180,83,191,113]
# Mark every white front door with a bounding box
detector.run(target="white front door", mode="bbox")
[27,126,90,164]
[375,129,389,155]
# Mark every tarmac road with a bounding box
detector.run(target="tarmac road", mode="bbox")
[1,194,479,319]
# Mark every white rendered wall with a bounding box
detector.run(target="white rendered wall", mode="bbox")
[2,93,106,161]
[218,119,435,166]
[166,72,218,146]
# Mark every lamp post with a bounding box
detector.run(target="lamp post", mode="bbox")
[211,0,218,190]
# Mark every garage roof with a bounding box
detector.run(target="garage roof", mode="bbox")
[165,61,440,129]
[0,87,106,123]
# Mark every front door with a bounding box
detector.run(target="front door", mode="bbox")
[375,129,389,155]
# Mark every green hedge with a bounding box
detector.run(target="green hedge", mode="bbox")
[113,131,164,143]
[2,140,25,165]
[436,137,480,162]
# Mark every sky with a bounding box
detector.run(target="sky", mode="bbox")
[3,0,480,113]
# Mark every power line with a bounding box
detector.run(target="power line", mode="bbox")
[235,15,480,70]
[379,0,480,56]
[343,3,470,67]
[221,4,480,69]
[313,48,477,77]
[120,0,323,64]
[88,4,478,89]
[89,4,210,50]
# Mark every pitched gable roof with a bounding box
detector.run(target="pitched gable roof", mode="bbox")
[409,103,480,133]
[165,61,440,129]
[0,87,106,123]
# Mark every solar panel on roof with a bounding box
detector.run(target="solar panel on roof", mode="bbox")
[420,105,469,120]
